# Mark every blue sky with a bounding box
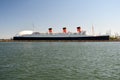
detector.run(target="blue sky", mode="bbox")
[0,0,120,38]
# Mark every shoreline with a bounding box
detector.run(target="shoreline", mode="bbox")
[0,39,120,42]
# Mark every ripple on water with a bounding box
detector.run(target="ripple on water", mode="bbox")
[0,42,120,80]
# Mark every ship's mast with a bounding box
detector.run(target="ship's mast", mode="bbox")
[32,23,35,31]
[92,25,95,35]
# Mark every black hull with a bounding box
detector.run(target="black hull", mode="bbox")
[13,36,109,40]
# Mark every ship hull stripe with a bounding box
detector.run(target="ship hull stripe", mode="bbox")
[13,36,109,40]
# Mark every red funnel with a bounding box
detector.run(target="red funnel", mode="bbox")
[77,27,81,33]
[63,27,67,33]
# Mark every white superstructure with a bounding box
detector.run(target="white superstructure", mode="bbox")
[16,27,87,37]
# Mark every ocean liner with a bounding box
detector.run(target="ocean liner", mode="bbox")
[13,27,109,40]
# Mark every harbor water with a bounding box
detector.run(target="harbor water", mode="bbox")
[0,42,120,80]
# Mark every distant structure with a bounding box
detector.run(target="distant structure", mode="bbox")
[106,30,111,35]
